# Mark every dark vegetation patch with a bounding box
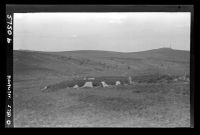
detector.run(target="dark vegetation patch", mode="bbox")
[44,74,189,92]
[45,76,130,92]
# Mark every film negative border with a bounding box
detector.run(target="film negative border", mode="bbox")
[5,9,13,128]
[5,4,194,128]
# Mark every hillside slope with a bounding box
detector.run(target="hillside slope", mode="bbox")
[13,48,190,81]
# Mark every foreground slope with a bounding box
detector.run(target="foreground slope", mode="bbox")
[13,48,190,127]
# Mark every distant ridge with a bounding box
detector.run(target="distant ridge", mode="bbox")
[14,47,189,53]
[128,47,189,54]
[14,47,190,79]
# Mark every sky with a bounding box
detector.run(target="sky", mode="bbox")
[14,12,191,52]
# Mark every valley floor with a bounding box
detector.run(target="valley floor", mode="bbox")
[13,77,190,127]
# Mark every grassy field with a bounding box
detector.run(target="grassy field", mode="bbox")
[13,48,190,127]
[14,77,190,127]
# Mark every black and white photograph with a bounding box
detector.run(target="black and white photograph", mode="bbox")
[9,5,192,127]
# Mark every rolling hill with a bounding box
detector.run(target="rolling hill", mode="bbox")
[13,48,190,81]
[13,48,191,127]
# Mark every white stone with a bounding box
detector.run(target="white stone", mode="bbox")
[128,76,132,84]
[115,81,121,86]
[83,81,93,88]
[101,81,109,87]
[174,78,178,81]
[73,84,79,88]
[41,86,47,91]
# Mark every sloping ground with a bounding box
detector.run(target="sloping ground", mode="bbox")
[14,48,190,80]
[128,48,189,62]
[14,81,190,127]
[13,48,190,127]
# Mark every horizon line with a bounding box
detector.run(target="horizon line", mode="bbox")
[13,47,190,53]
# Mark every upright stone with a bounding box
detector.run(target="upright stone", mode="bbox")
[83,81,93,88]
